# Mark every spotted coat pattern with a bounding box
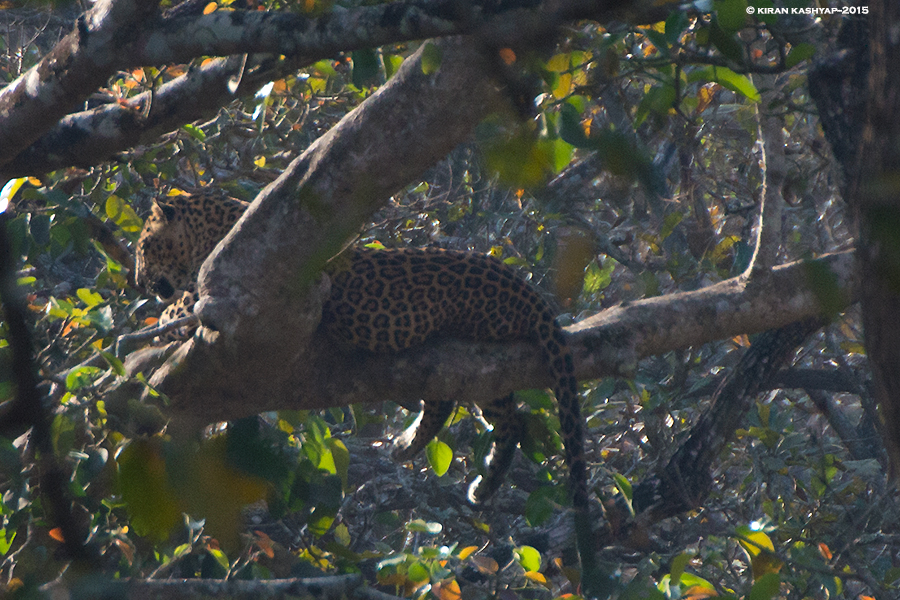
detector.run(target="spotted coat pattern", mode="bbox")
[134,192,589,508]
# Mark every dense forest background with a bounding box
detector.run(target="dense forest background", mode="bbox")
[0,0,896,598]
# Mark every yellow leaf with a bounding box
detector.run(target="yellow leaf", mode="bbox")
[203,2,217,13]
[546,53,569,72]
[458,545,478,560]
[524,571,547,584]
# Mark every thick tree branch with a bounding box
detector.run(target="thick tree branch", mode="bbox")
[854,0,900,476]
[0,0,162,167]
[1,0,655,177]
[143,247,855,428]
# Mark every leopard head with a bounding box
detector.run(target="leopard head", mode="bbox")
[134,198,200,300]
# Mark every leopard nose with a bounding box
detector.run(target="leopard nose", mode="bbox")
[155,277,175,300]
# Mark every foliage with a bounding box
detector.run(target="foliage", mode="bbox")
[0,1,895,599]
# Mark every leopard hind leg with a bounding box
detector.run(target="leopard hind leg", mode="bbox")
[467,393,523,504]
[391,399,456,461]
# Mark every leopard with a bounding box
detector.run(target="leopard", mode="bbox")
[134,191,600,589]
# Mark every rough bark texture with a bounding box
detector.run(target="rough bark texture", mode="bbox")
[0,0,163,167]
[628,318,823,523]
[810,6,900,476]
[853,0,900,475]
[144,241,856,429]
[149,37,507,429]
[0,0,648,178]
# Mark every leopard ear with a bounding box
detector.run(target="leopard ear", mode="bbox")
[153,200,178,221]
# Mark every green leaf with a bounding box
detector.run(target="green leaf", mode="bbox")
[558,101,592,148]
[0,528,16,555]
[326,437,350,489]
[643,28,671,58]
[425,439,452,476]
[748,573,780,600]
[182,124,206,141]
[66,366,103,392]
[99,350,126,377]
[665,10,689,44]
[407,561,431,583]
[383,54,404,79]
[708,22,744,63]
[714,0,749,31]
[118,439,183,542]
[29,213,50,247]
[688,66,760,102]
[480,125,556,188]
[421,42,443,75]
[76,288,103,308]
[406,519,442,534]
[524,486,556,526]
[613,472,632,500]
[515,545,541,572]
[105,195,143,232]
[669,552,693,584]
[351,49,380,88]
[583,259,612,295]
[785,42,816,68]
[634,84,676,127]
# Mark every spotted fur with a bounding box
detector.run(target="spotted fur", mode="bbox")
[134,191,597,585]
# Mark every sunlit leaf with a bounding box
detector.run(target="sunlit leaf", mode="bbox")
[0,528,16,555]
[118,438,183,542]
[515,545,541,572]
[425,439,452,476]
[66,366,103,392]
[688,66,760,102]
[433,579,461,600]
[406,519,442,534]
[182,123,207,141]
[76,288,103,308]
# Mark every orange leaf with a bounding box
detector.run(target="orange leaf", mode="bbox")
[498,48,516,65]
[433,579,461,600]
[684,585,719,598]
[203,2,217,13]
[48,528,65,542]
[255,531,276,559]
[818,542,832,560]
[114,538,135,564]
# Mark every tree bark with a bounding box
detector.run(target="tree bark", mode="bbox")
[853,0,900,475]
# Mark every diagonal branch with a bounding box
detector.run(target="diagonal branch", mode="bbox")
[0,0,163,167]
[1,0,660,177]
